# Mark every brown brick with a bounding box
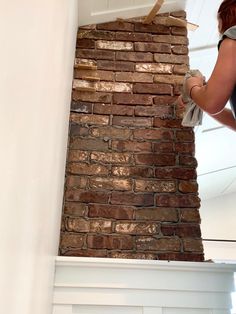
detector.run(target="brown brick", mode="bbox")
[112,116,152,127]
[89,177,132,191]
[133,129,173,140]
[67,150,89,162]
[112,166,154,178]
[153,96,177,106]
[135,154,176,166]
[74,69,114,81]
[87,234,134,250]
[62,249,107,257]
[72,91,112,103]
[136,237,180,251]
[78,30,115,40]
[113,93,153,105]
[97,60,135,72]
[135,179,176,193]
[66,176,87,189]
[183,239,203,252]
[90,126,132,139]
[116,32,153,42]
[180,208,201,223]
[134,23,170,34]
[96,81,132,93]
[111,192,154,206]
[64,217,90,232]
[133,83,172,95]
[136,63,172,74]
[76,49,115,60]
[112,140,152,152]
[175,143,195,154]
[173,64,189,74]
[176,130,194,142]
[97,40,133,51]
[69,138,109,151]
[153,35,188,45]
[70,113,109,126]
[116,51,153,62]
[97,21,134,32]
[76,38,95,49]
[69,125,89,137]
[158,253,204,262]
[153,118,183,127]
[171,10,186,18]
[93,103,134,116]
[65,189,109,203]
[116,72,153,83]
[135,42,171,53]
[154,53,189,64]
[71,101,93,113]
[109,252,156,259]
[156,194,200,208]
[172,45,188,55]
[154,74,184,85]
[88,204,135,220]
[115,222,159,235]
[153,142,174,153]
[140,106,170,121]
[67,163,109,176]
[79,24,96,30]
[136,207,178,222]
[155,168,197,180]
[91,152,131,164]
[90,220,112,233]
[161,224,201,238]
[179,155,198,167]
[179,181,198,193]
[171,27,187,36]
[64,202,87,217]
[60,233,85,249]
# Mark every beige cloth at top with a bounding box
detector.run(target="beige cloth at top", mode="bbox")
[181,69,205,127]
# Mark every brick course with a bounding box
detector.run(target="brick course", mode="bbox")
[59,10,204,262]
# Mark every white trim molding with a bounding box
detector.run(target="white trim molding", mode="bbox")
[53,257,236,314]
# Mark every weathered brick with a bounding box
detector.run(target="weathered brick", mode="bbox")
[111,192,154,206]
[171,10,186,18]
[172,45,188,55]
[116,31,153,42]
[158,253,204,262]
[96,81,132,93]
[171,27,187,36]
[76,38,95,49]
[153,142,174,153]
[79,24,96,30]
[67,163,109,176]
[64,217,90,232]
[179,181,198,193]
[64,202,88,217]
[71,101,93,114]
[136,63,172,74]
[133,129,173,140]
[93,103,134,116]
[66,176,87,189]
[90,126,132,139]
[65,189,109,203]
[116,51,153,63]
[60,233,85,249]
[135,154,176,166]
[90,220,112,233]
[116,72,153,83]
[112,166,154,178]
[153,35,188,45]
[156,194,200,208]
[135,23,170,34]
[76,49,115,60]
[78,30,115,40]
[113,93,153,105]
[88,204,135,220]
[72,91,112,103]
[115,222,159,235]
[136,207,178,222]
[70,113,109,125]
[109,252,156,259]
[89,177,132,191]
[69,138,109,151]
[135,42,171,53]
[67,150,89,162]
[173,64,189,74]
[175,143,195,154]
[179,208,201,223]
[133,83,172,95]
[91,152,131,164]
[154,74,184,85]
[112,140,152,152]
[135,179,176,192]
[153,117,183,127]
[136,237,181,251]
[69,124,89,137]
[87,234,134,250]
[179,155,198,167]
[161,224,201,238]
[63,249,107,257]
[97,40,133,51]
[176,130,194,142]
[74,69,114,81]
[183,239,203,252]
[97,21,134,32]
[154,53,189,64]
[97,60,135,72]
[155,168,197,180]
[112,116,152,127]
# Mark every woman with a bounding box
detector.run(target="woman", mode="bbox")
[180,0,236,131]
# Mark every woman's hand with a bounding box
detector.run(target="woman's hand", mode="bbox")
[186,76,204,98]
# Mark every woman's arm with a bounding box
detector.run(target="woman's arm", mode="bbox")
[209,108,236,131]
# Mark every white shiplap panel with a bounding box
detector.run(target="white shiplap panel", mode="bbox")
[134,0,156,6]
[53,305,72,314]
[163,308,211,314]
[92,0,109,13]
[143,307,163,314]
[108,0,134,10]
[73,305,142,314]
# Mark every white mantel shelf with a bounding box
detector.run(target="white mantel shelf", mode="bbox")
[53,256,236,314]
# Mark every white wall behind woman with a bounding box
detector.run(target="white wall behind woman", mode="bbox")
[0,1,78,314]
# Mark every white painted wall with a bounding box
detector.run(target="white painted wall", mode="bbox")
[0,1,78,314]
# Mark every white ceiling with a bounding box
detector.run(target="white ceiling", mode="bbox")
[78,0,236,201]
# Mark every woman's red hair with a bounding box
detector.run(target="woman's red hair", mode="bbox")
[218,0,236,33]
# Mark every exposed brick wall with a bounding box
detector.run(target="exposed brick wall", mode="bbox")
[59,10,204,262]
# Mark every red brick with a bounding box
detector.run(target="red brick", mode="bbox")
[64,217,90,232]
[153,118,183,127]
[113,93,153,105]
[70,113,109,126]
[112,116,152,127]
[171,27,187,36]
[74,69,114,81]
[178,181,198,193]
[89,177,132,191]
[90,220,112,233]
[135,105,174,118]
[78,30,115,40]
[69,138,109,151]
[64,202,88,217]
[72,91,112,103]
[87,234,134,250]
[112,166,154,178]
[66,176,87,189]
[133,129,173,140]
[179,208,201,223]
[116,51,153,62]
[93,103,134,116]
[76,49,115,60]
[183,239,203,252]
[153,142,174,153]
[111,192,154,206]
[97,60,135,71]
[116,32,153,42]
[154,53,189,64]
[136,207,178,222]
[175,143,195,154]
[116,72,153,83]
[62,249,107,257]
[97,21,134,32]
[179,155,198,167]
[112,140,152,152]
[76,38,95,49]
[115,222,160,235]
[172,45,188,55]
[65,189,109,203]
[90,126,132,139]
[91,152,131,164]
[158,253,204,262]
[155,168,197,180]
[135,179,176,193]
[176,130,194,142]
[67,150,89,162]
[69,125,89,137]
[133,83,172,95]
[60,233,85,249]
[136,237,181,251]
[156,194,200,208]
[88,204,135,220]
[161,224,201,238]
[135,42,171,53]
[173,64,189,74]
[134,23,170,34]
[135,154,176,166]
[67,163,109,176]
